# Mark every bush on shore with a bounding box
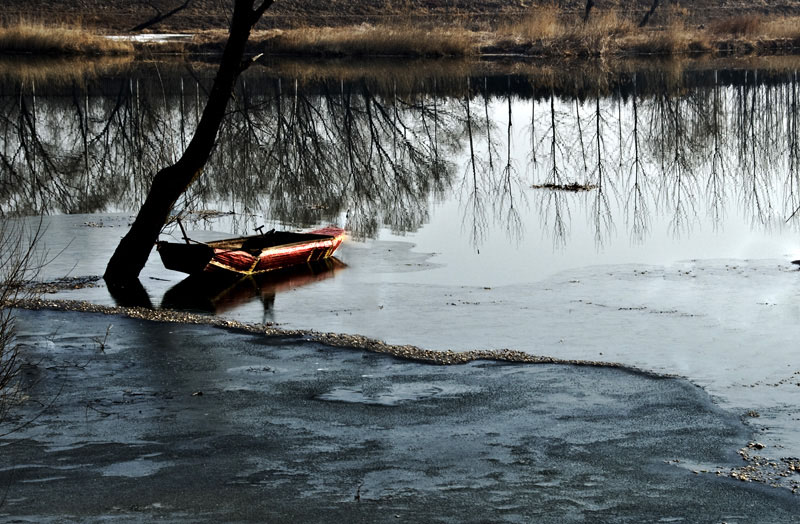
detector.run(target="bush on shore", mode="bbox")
[0,220,42,425]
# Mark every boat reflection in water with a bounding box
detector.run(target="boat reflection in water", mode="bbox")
[160,257,346,316]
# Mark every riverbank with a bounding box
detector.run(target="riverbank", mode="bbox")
[3,9,800,59]
[3,307,799,522]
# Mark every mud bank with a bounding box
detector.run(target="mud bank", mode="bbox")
[1,309,799,523]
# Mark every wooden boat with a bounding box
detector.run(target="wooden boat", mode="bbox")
[156,226,346,276]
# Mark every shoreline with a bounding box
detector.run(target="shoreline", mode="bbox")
[3,15,800,60]
[14,297,646,370]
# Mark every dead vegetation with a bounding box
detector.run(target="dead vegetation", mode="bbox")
[3,8,800,60]
[0,220,42,425]
[195,24,478,57]
[0,20,134,55]
[709,15,763,36]
[494,8,800,58]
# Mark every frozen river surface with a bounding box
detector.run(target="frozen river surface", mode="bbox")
[34,212,800,464]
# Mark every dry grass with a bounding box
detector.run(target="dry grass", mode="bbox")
[246,25,477,57]
[250,14,800,59]
[502,7,639,57]
[760,16,800,39]
[708,15,763,36]
[0,20,134,55]
[627,20,698,55]
[562,11,637,55]
[498,5,762,57]
[504,4,562,41]
[5,10,800,61]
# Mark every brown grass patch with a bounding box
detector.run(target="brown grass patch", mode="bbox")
[503,4,562,41]
[0,20,133,55]
[163,11,800,60]
[247,24,476,57]
[627,23,694,55]
[760,16,800,39]
[502,7,638,56]
[562,11,636,55]
[708,15,763,36]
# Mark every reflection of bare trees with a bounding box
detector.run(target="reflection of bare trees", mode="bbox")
[0,76,190,216]
[706,70,727,230]
[653,93,699,237]
[626,79,650,243]
[787,71,800,221]
[497,78,524,244]
[588,94,617,247]
[0,72,464,240]
[204,74,470,240]
[736,71,774,227]
[537,90,571,248]
[4,63,800,249]
[461,77,488,250]
[525,65,800,247]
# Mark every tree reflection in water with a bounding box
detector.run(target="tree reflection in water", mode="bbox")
[2,59,800,251]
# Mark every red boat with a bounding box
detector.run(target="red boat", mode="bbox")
[156,226,346,276]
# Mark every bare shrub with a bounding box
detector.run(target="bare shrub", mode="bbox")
[0,219,42,423]
[0,20,134,55]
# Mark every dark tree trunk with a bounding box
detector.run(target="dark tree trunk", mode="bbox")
[639,0,661,27]
[104,0,273,284]
[583,0,595,24]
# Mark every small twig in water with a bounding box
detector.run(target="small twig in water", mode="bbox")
[92,324,112,353]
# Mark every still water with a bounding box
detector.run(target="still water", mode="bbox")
[3,59,800,278]
[3,58,800,455]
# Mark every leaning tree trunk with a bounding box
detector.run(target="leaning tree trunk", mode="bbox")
[583,0,595,24]
[639,0,661,27]
[104,0,273,284]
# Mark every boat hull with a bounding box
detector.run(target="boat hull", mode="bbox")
[157,227,346,276]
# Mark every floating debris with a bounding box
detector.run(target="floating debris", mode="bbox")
[531,182,597,192]
[22,276,101,294]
